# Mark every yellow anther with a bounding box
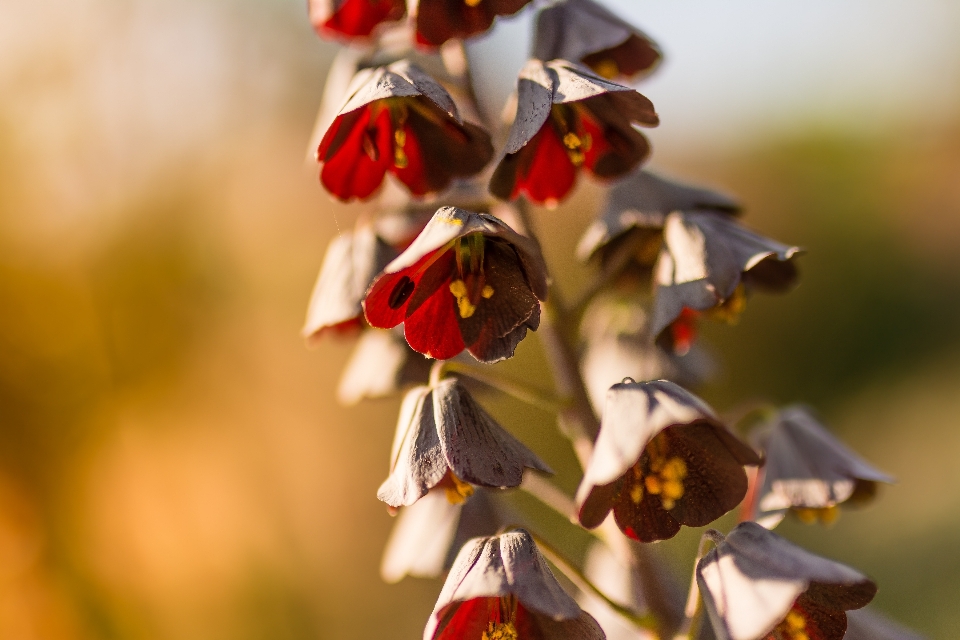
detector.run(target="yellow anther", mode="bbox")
[786,611,806,631]
[481,285,494,299]
[629,483,644,504]
[444,474,474,505]
[482,621,517,640]
[394,147,408,168]
[563,132,582,150]
[449,279,468,297]
[794,508,818,524]
[707,284,747,324]
[662,497,676,510]
[449,280,478,318]
[592,59,620,80]
[394,128,406,147]
[661,458,687,481]
[819,505,840,525]
[465,0,482,6]
[644,476,662,495]
[793,505,841,526]
[661,479,684,501]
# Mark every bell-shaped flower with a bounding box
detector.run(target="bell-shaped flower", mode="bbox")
[697,522,876,640]
[364,207,548,362]
[317,61,494,201]
[750,406,894,529]
[576,380,759,542]
[579,294,713,413]
[844,607,926,640]
[533,0,661,81]
[308,0,406,39]
[302,224,397,345]
[377,378,551,508]
[490,59,658,206]
[415,0,534,48]
[336,328,431,405]
[381,488,506,583]
[650,211,802,340]
[576,169,740,268]
[425,530,604,640]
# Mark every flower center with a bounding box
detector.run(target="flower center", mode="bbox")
[482,621,517,640]
[448,234,494,319]
[590,58,620,80]
[705,284,746,324]
[792,506,840,526]
[482,595,519,640]
[465,0,483,6]
[769,606,811,640]
[440,471,474,505]
[629,432,688,510]
[552,106,593,167]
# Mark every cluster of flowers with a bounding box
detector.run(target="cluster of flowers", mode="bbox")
[302,1,921,639]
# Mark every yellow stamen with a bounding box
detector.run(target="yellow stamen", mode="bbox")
[562,132,586,166]
[786,611,806,631]
[393,128,408,168]
[465,0,482,5]
[449,279,478,318]
[482,621,517,640]
[481,285,494,299]
[592,59,620,80]
[629,484,643,504]
[444,473,474,505]
[793,505,841,526]
[706,284,747,324]
[633,432,689,510]
[644,475,661,495]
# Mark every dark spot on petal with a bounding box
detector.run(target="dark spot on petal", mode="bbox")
[388,276,415,309]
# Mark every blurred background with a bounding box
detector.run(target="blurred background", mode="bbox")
[1,0,959,638]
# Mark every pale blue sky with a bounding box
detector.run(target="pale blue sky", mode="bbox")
[470,0,960,151]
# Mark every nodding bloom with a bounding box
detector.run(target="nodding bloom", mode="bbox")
[533,0,662,80]
[302,224,397,345]
[308,0,406,39]
[843,607,926,640]
[579,293,714,413]
[415,0,534,48]
[490,59,658,207]
[576,380,760,543]
[750,406,894,529]
[377,378,551,509]
[364,207,548,363]
[317,61,494,201]
[425,530,604,640]
[380,488,505,584]
[650,210,802,345]
[336,328,431,405]
[697,522,877,640]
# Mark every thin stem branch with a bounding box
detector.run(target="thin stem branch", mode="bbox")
[520,474,576,521]
[673,529,725,640]
[437,360,566,413]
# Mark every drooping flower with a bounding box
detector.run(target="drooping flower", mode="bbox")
[364,207,548,362]
[308,0,406,39]
[576,169,740,270]
[749,406,894,529]
[697,522,877,640]
[302,224,397,345]
[377,378,551,509]
[336,328,431,405]
[425,530,604,640]
[844,606,926,640]
[579,293,713,413]
[415,0,534,48]
[380,488,506,584]
[576,380,760,543]
[650,210,802,341]
[490,59,658,206]
[317,61,494,201]
[533,0,662,81]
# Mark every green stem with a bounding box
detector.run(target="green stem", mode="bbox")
[673,529,725,640]
[520,474,576,520]
[436,360,566,413]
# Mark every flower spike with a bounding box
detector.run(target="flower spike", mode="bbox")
[425,530,604,640]
[364,206,548,363]
[533,0,662,81]
[576,379,759,542]
[317,61,494,201]
[377,378,551,509]
[751,406,894,528]
[697,522,876,640]
[490,59,658,206]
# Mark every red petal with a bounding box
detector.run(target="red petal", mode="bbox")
[404,255,466,360]
[316,0,405,38]
[580,108,612,173]
[513,124,578,205]
[364,250,441,330]
[434,598,495,640]
[320,106,393,201]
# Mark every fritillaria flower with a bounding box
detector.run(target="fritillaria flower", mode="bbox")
[697,522,877,640]
[415,0,534,48]
[576,380,759,543]
[308,0,406,39]
[302,224,397,345]
[533,0,662,80]
[364,207,548,363]
[576,169,740,270]
[425,530,604,640]
[377,378,551,508]
[317,61,493,201]
[381,488,505,583]
[336,328,431,405]
[650,211,802,341]
[750,406,894,529]
[490,59,658,206]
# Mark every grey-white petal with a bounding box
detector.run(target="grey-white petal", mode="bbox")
[698,522,875,640]
[337,328,429,405]
[433,378,552,487]
[754,406,894,526]
[652,211,801,337]
[844,607,927,640]
[578,380,719,493]
[503,59,558,155]
[303,225,395,344]
[377,386,448,507]
[576,541,659,640]
[338,60,460,122]
[577,170,740,261]
[381,489,462,584]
